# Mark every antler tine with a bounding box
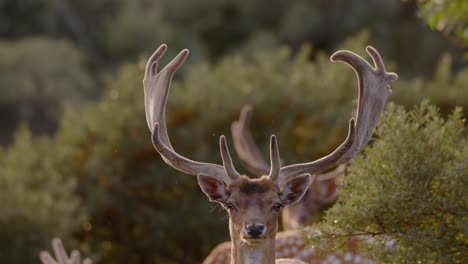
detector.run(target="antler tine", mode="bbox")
[277,46,397,185]
[145,45,234,184]
[366,46,398,81]
[219,136,241,180]
[268,135,281,181]
[52,238,68,263]
[144,44,166,80]
[69,250,81,264]
[231,105,270,176]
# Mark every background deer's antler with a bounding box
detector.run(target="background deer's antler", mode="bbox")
[231,104,271,176]
[40,238,92,264]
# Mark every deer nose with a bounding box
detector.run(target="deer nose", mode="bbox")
[244,224,266,238]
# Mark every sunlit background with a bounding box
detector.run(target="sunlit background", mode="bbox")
[0,0,466,263]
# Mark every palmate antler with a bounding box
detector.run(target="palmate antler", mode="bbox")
[275,47,398,185]
[144,44,397,186]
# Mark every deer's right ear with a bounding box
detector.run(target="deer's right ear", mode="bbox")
[197,174,230,203]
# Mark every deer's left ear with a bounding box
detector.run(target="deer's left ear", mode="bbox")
[197,174,230,203]
[279,174,312,205]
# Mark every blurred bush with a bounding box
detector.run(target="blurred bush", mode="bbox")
[0,34,458,263]
[0,0,50,37]
[97,0,205,63]
[0,37,94,144]
[418,0,468,46]
[1,0,460,72]
[0,125,85,263]
[307,102,467,263]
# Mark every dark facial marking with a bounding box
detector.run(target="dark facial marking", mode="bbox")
[239,181,269,195]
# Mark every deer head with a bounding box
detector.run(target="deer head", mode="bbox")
[143,44,397,264]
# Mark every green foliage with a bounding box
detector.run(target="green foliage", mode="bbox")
[0,125,85,263]
[0,37,93,100]
[418,0,468,46]
[307,102,467,263]
[0,37,94,143]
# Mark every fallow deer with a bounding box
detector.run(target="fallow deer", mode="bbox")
[143,44,397,264]
[40,237,92,264]
[203,106,348,264]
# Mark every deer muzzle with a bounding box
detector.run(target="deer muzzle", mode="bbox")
[244,224,267,239]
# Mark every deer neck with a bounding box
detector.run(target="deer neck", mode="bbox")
[230,238,275,264]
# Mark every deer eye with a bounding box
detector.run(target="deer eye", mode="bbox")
[272,203,283,212]
[225,203,236,211]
